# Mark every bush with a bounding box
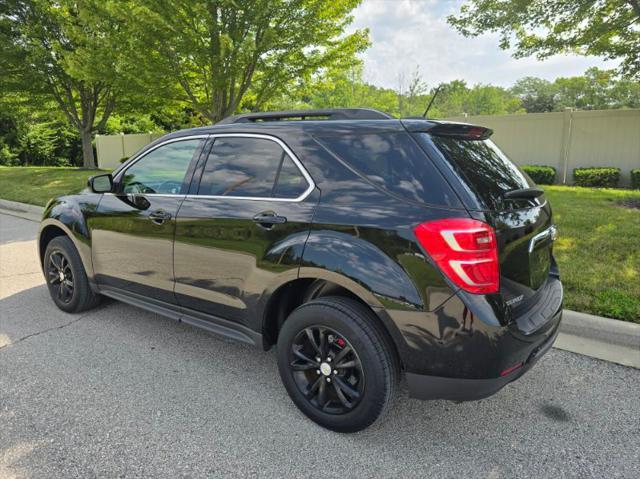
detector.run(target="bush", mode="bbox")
[120,156,129,164]
[522,165,556,184]
[573,167,620,188]
[631,169,640,190]
[0,142,19,166]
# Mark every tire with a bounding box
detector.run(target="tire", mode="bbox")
[43,236,100,313]
[277,296,399,432]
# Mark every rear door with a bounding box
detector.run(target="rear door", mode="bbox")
[173,134,317,328]
[413,130,556,307]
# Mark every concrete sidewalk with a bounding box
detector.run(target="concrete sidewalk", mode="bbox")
[1,199,638,369]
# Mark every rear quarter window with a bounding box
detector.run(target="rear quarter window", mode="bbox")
[314,132,462,208]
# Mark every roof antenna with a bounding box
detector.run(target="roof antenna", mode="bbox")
[422,84,442,118]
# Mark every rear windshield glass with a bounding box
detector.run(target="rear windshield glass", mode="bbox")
[423,135,533,210]
[315,132,461,207]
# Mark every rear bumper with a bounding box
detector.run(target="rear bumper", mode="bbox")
[406,309,561,401]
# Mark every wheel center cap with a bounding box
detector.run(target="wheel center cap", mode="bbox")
[59,272,65,281]
[320,362,332,376]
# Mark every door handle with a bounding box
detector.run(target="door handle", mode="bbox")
[149,209,172,225]
[253,211,287,228]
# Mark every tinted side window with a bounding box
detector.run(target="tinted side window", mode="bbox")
[273,156,309,198]
[198,137,308,199]
[121,139,201,194]
[315,132,460,207]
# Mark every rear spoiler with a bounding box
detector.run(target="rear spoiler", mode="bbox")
[402,119,493,140]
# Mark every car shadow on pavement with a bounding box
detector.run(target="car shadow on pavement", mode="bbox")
[1,284,638,478]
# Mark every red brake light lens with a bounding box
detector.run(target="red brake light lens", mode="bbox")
[413,218,499,294]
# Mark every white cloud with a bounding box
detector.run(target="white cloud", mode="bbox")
[349,0,619,89]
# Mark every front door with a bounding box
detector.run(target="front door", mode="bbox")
[91,137,207,303]
[173,134,317,328]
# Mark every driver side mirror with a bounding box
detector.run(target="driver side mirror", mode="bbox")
[88,173,113,193]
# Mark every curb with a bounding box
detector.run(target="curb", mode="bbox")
[554,310,639,369]
[0,198,44,222]
[0,198,638,368]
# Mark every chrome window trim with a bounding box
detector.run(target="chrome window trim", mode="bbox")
[193,133,315,203]
[112,133,315,203]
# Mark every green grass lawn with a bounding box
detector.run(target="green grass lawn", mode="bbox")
[0,166,106,206]
[0,167,638,322]
[544,186,640,323]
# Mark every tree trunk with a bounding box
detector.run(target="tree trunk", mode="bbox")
[80,128,96,169]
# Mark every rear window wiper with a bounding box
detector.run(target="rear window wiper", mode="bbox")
[503,187,545,200]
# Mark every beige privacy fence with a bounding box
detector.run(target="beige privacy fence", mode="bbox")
[446,108,640,186]
[95,132,164,170]
[96,109,640,185]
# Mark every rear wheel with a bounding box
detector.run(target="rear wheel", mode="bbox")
[44,236,100,313]
[277,296,399,432]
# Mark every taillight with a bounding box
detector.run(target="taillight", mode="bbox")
[413,218,499,294]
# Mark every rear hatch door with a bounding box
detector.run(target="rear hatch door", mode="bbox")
[410,123,557,310]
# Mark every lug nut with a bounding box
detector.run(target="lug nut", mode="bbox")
[316,369,321,374]
[326,377,331,383]
[333,370,338,375]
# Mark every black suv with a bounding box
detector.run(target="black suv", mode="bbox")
[39,109,562,432]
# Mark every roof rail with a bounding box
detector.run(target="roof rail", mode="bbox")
[216,108,392,124]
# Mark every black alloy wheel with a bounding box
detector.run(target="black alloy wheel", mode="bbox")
[290,326,364,415]
[47,251,74,304]
[277,296,399,433]
[44,236,101,313]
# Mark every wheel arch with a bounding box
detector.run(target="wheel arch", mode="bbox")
[260,273,406,370]
[39,218,94,281]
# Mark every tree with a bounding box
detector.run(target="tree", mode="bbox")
[448,0,640,80]
[511,77,558,112]
[0,0,134,168]
[554,67,640,110]
[119,0,369,123]
[425,81,524,117]
[396,66,428,117]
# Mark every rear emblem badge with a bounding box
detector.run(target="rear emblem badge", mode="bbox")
[506,295,524,306]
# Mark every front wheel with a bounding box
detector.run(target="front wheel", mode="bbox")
[277,296,399,432]
[44,236,100,313]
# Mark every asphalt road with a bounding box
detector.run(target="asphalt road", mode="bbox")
[1,212,639,478]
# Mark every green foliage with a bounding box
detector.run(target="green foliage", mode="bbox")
[103,115,162,135]
[449,0,640,80]
[631,169,640,189]
[120,157,130,164]
[522,165,556,185]
[511,68,640,113]
[0,141,19,166]
[116,0,369,122]
[423,80,524,117]
[573,167,621,188]
[1,0,141,167]
[271,67,526,118]
[511,78,557,113]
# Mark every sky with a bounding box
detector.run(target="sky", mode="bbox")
[349,0,619,90]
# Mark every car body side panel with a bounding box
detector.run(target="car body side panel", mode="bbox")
[39,193,103,282]
[90,194,186,304]
[173,190,319,331]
